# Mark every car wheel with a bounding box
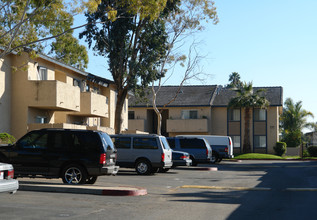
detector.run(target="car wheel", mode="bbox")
[135,160,152,175]
[211,152,219,164]
[62,164,87,184]
[86,176,98,184]
[190,156,197,166]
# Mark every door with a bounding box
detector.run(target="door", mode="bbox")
[11,131,50,175]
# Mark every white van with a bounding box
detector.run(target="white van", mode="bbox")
[176,135,234,163]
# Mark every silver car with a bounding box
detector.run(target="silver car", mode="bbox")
[0,163,19,194]
[111,134,173,175]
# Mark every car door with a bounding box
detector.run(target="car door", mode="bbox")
[10,131,50,175]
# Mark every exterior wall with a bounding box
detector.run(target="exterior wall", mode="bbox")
[129,105,280,155]
[267,106,280,154]
[211,107,227,135]
[0,55,12,133]
[2,52,121,139]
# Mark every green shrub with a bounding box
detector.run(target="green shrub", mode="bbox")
[307,146,317,157]
[0,133,16,144]
[273,142,287,156]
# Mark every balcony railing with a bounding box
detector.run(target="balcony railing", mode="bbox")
[76,92,108,117]
[166,118,209,133]
[128,119,146,132]
[28,80,80,111]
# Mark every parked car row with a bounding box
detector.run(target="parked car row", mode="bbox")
[0,129,234,190]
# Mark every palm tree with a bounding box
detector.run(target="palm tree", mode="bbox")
[228,82,269,153]
[280,98,314,147]
[227,72,243,89]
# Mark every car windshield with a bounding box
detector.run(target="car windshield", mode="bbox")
[160,137,171,150]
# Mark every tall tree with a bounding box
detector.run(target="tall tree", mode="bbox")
[281,98,314,147]
[150,0,218,135]
[227,72,243,89]
[228,82,269,153]
[80,0,184,133]
[0,0,101,69]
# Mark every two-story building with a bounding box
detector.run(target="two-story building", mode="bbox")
[128,85,283,154]
[0,51,128,139]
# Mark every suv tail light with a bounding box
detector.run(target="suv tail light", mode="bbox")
[99,153,106,165]
[161,153,165,162]
[206,149,209,156]
[180,155,189,159]
[7,169,14,180]
[225,147,228,153]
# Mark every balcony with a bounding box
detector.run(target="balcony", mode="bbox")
[73,92,108,118]
[166,118,209,133]
[128,119,146,132]
[28,80,80,111]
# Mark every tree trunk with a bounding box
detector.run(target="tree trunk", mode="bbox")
[152,86,162,135]
[243,107,251,153]
[114,89,128,134]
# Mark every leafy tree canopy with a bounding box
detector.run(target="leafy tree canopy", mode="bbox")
[79,0,218,133]
[0,0,101,69]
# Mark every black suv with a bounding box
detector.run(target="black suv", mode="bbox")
[0,129,119,184]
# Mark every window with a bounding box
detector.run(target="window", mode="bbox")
[18,132,48,150]
[254,136,266,148]
[71,132,100,153]
[231,136,241,148]
[167,138,175,149]
[128,111,135,119]
[133,138,158,149]
[36,116,47,124]
[160,137,171,150]
[254,109,266,121]
[38,67,47,80]
[112,137,131,149]
[179,139,206,149]
[181,110,198,119]
[228,108,240,121]
[73,79,81,88]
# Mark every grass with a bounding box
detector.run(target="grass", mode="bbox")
[231,153,317,160]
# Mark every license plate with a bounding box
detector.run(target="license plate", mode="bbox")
[0,171,3,179]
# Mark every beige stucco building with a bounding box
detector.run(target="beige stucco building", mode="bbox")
[0,52,128,140]
[128,85,283,154]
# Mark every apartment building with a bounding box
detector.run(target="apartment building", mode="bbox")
[128,85,283,154]
[0,52,128,139]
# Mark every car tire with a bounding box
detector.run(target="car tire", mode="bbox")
[190,156,197,166]
[86,176,98,184]
[135,159,152,175]
[62,164,87,184]
[211,152,219,164]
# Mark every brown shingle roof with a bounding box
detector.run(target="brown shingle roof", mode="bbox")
[129,85,283,107]
[129,85,217,107]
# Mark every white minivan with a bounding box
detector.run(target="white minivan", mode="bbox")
[111,134,173,175]
[177,135,234,163]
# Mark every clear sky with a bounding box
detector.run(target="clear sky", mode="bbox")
[74,0,317,128]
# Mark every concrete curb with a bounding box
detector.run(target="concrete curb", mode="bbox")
[19,184,147,196]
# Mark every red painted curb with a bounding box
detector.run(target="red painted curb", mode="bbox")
[101,187,147,196]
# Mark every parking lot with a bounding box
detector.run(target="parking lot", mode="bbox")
[2,160,317,220]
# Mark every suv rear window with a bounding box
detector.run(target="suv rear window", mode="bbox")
[70,132,101,153]
[133,138,158,149]
[100,132,115,150]
[179,139,206,149]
